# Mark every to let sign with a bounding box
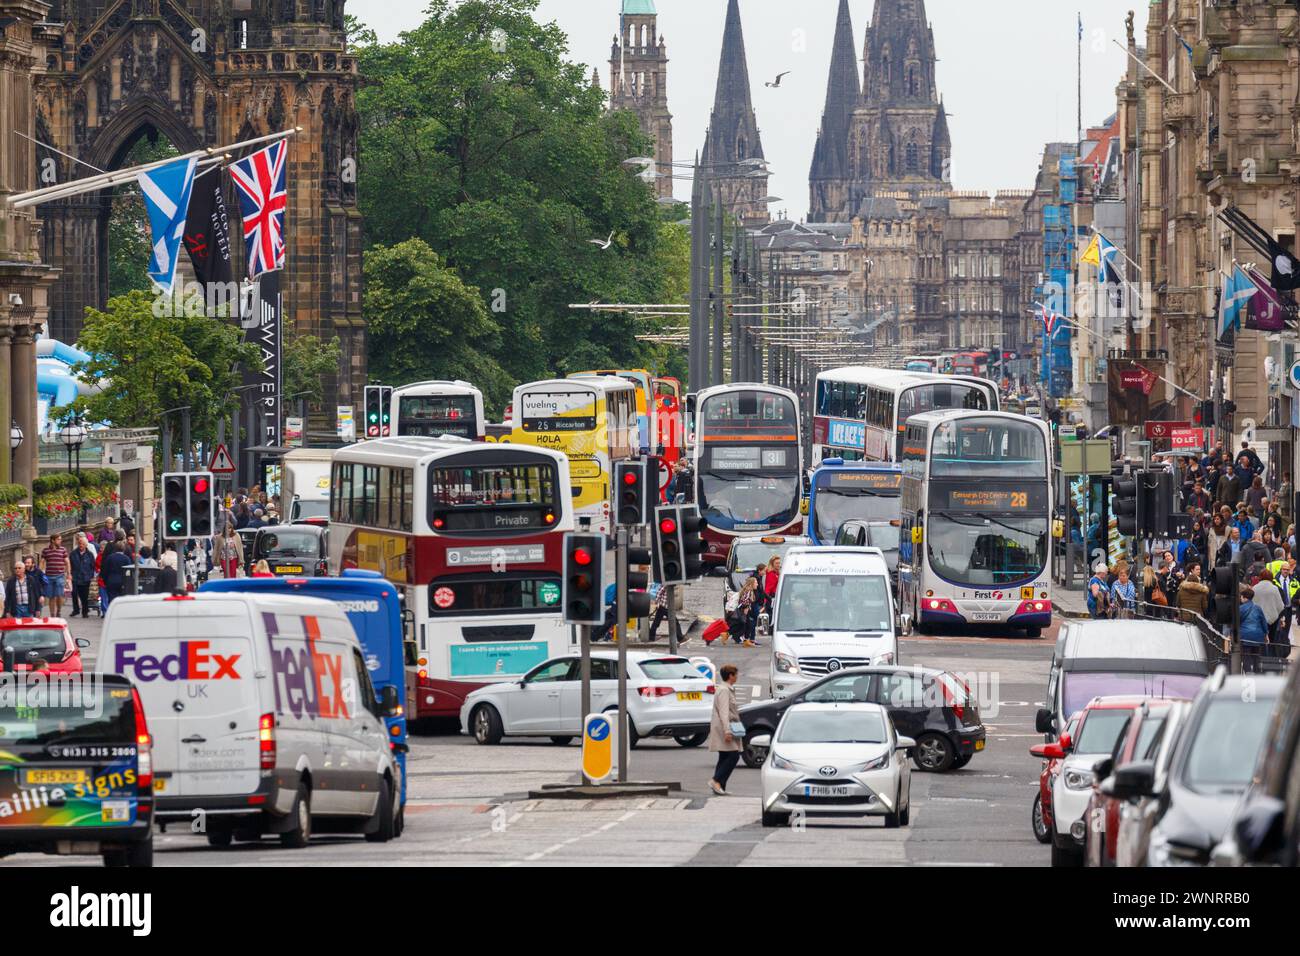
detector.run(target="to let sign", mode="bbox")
[1170,427,1203,449]
[1144,420,1191,439]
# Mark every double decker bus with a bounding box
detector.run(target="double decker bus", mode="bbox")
[509,377,635,533]
[391,380,486,440]
[806,459,903,547]
[692,383,803,565]
[328,437,576,720]
[812,367,1000,465]
[568,368,655,456]
[898,410,1053,637]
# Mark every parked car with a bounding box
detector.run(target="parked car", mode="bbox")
[739,665,984,772]
[1212,656,1300,867]
[1109,699,1195,867]
[1032,696,1147,867]
[1083,699,1180,867]
[252,523,330,577]
[753,702,913,828]
[0,617,90,673]
[1115,668,1283,867]
[462,651,716,748]
[833,518,900,578]
[0,673,155,867]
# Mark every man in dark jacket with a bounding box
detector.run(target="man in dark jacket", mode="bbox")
[69,535,96,618]
[100,544,132,605]
[3,559,43,618]
[1215,464,1241,507]
[1238,442,1264,476]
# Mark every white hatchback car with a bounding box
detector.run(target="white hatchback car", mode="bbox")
[461,651,715,747]
[754,702,913,828]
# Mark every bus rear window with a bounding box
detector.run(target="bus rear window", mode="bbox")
[429,461,559,532]
[430,576,562,615]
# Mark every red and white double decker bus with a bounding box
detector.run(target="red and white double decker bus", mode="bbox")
[328,437,575,720]
[691,383,804,565]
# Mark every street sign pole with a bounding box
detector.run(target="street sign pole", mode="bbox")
[616,526,629,784]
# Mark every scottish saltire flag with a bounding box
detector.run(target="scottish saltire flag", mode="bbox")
[1097,234,1122,284]
[229,140,289,279]
[139,156,198,293]
[1219,265,1258,339]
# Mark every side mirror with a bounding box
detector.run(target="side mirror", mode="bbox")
[1232,795,1286,863]
[1029,742,1066,760]
[711,565,730,578]
[749,734,771,749]
[1034,707,1056,735]
[1059,732,1073,752]
[76,638,91,648]
[1101,760,1155,801]
[379,684,401,718]
[896,735,916,751]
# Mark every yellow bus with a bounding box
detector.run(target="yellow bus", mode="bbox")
[509,377,636,533]
[567,369,655,456]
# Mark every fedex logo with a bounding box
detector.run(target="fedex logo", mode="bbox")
[265,613,350,721]
[113,641,242,682]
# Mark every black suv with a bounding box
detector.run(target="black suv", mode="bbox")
[740,665,986,771]
[0,673,155,867]
[253,523,331,576]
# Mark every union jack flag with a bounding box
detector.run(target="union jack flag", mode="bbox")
[229,140,288,279]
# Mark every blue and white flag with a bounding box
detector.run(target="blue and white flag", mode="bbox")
[139,156,198,293]
[1219,264,1258,339]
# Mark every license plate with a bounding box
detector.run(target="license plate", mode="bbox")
[24,769,87,785]
[975,739,985,751]
[676,692,702,702]
[971,612,1002,622]
[803,785,850,798]
[276,565,304,574]
[100,801,130,823]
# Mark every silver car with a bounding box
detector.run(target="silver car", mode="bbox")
[753,702,913,828]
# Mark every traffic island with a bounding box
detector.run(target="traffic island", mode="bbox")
[527,782,680,799]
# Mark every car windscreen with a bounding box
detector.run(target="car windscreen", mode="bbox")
[292,499,330,520]
[1062,671,1205,719]
[775,574,892,632]
[1073,708,1134,754]
[257,530,321,558]
[637,658,708,681]
[777,709,886,744]
[0,628,67,664]
[1181,697,1276,793]
[0,680,134,746]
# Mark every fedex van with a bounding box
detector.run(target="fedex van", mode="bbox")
[96,592,402,849]
[769,547,898,698]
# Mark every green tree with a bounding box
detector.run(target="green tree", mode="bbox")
[283,332,342,407]
[68,290,258,457]
[363,239,514,410]
[354,0,683,391]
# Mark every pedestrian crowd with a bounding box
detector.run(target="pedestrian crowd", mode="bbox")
[1085,439,1296,670]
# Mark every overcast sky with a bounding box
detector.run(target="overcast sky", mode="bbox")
[348,0,1150,220]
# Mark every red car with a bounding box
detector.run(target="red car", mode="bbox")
[1032,712,1079,844]
[0,617,89,673]
[1083,698,1181,867]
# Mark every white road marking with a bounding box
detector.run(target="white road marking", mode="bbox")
[516,810,638,863]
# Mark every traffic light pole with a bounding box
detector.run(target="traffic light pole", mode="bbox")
[667,584,679,654]
[615,526,629,784]
[579,622,592,782]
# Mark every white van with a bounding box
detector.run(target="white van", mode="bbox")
[282,448,332,522]
[97,592,402,848]
[769,547,898,699]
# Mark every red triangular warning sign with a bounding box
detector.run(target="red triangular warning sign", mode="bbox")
[209,443,236,473]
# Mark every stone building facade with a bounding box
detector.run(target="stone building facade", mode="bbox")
[31,0,365,410]
[608,0,673,200]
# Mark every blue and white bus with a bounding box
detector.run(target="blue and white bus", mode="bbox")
[898,410,1053,637]
[806,459,903,547]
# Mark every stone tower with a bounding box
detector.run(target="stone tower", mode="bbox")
[701,0,768,226]
[608,0,673,199]
[848,0,951,209]
[809,0,859,222]
[32,0,364,409]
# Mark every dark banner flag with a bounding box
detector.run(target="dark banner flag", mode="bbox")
[242,270,282,451]
[182,168,235,300]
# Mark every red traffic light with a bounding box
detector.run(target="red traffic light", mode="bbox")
[572,547,593,566]
[622,471,638,486]
[192,477,209,494]
[659,518,677,534]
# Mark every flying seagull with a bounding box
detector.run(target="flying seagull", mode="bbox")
[765,71,791,88]
[588,230,615,250]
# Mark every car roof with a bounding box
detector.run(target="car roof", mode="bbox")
[0,617,69,629]
[1062,619,1205,661]
[781,546,890,575]
[784,701,887,714]
[257,524,325,536]
[730,535,810,547]
[1082,695,1154,710]
[586,650,691,662]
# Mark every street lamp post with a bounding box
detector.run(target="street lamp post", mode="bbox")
[59,411,87,476]
[9,420,22,453]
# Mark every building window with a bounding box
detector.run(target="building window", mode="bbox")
[905,143,918,172]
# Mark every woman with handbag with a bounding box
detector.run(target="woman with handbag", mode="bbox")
[707,664,744,796]
[214,523,244,579]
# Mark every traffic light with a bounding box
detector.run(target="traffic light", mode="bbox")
[1213,565,1237,627]
[652,505,685,584]
[625,545,653,619]
[379,385,393,437]
[1113,472,1139,538]
[188,472,215,538]
[1149,470,1173,539]
[562,532,606,626]
[1195,399,1215,428]
[364,385,383,438]
[680,505,708,580]
[614,459,650,526]
[162,472,189,540]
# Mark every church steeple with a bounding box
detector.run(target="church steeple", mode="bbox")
[809,0,860,221]
[701,0,768,225]
[863,0,939,107]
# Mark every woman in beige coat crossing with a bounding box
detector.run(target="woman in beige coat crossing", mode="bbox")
[707,664,742,795]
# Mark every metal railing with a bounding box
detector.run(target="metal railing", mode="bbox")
[1123,599,1292,675]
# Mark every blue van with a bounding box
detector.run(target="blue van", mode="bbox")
[200,570,410,810]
